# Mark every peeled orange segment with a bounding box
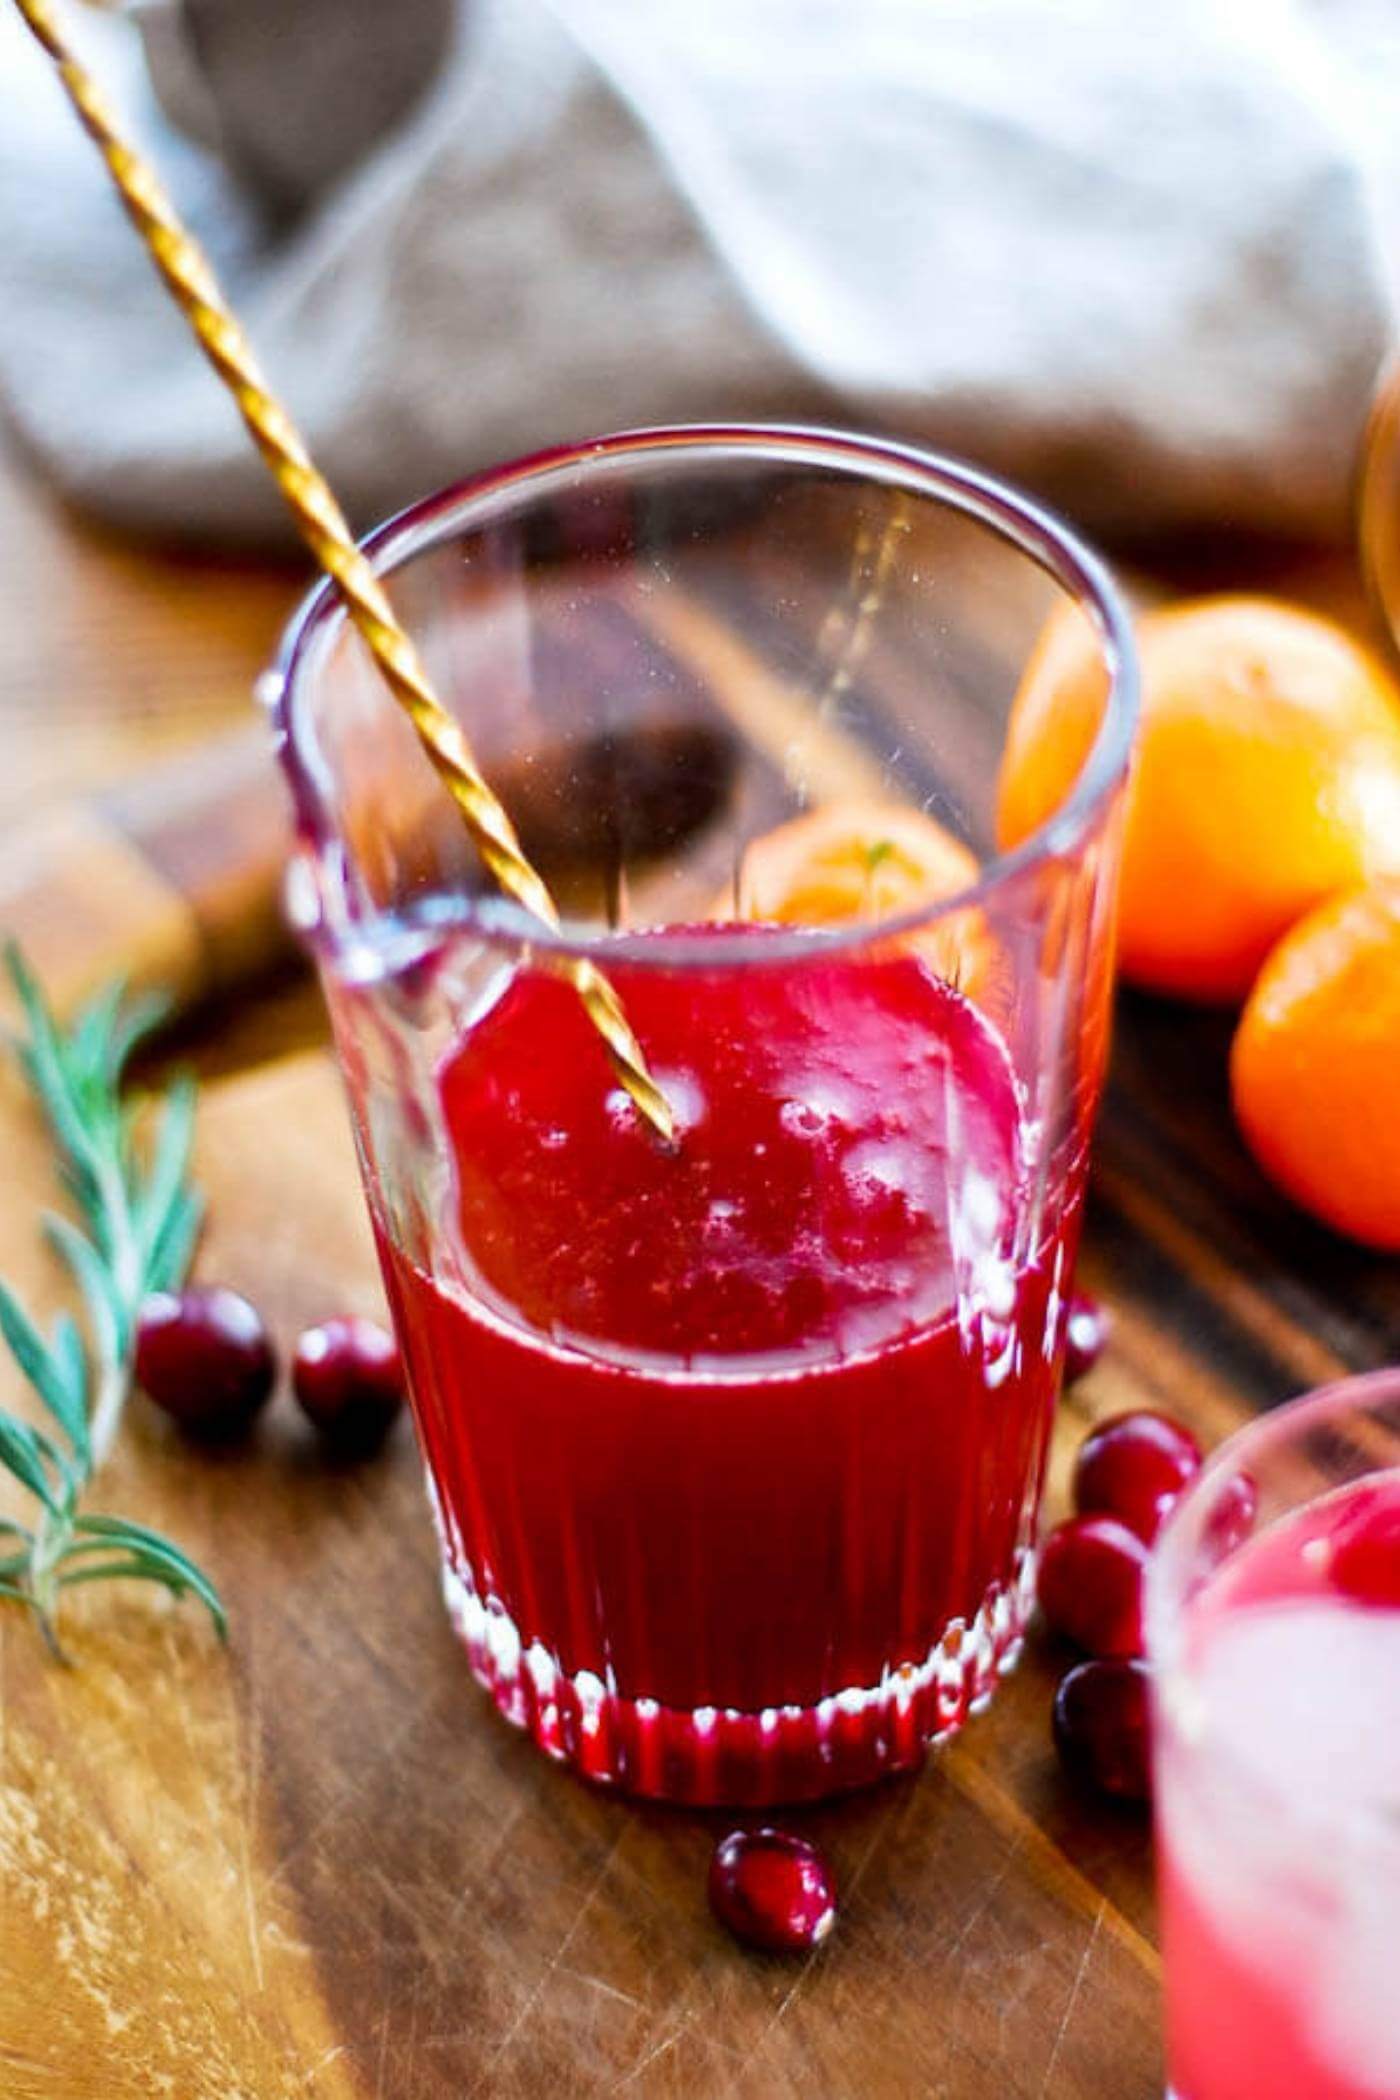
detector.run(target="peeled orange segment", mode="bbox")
[713,801,1007,1017]
[999,595,1400,1005]
[1230,880,1400,1251]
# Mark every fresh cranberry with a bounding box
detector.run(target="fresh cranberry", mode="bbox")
[292,1318,404,1452]
[1329,1481,1400,1608]
[1052,1658,1152,1802]
[1201,1470,1259,1562]
[1063,1291,1110,1384]
[135,1286,276,1439]
[1073,1410,1203,1544]
[708,1829,836,1954]
[1037,1514,1147,1657]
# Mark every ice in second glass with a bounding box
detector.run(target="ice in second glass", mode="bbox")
[272,429,1135,1804]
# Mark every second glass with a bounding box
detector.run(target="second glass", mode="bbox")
[271,427,1136,1803]
[1148,1372,1400,2100]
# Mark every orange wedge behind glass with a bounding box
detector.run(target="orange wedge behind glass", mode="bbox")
[713,802,1008,1020]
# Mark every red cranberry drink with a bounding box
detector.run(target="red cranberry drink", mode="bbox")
[378,930,1075,1802]
[272,429,1137,1804]
[1149,1379,1400,2100]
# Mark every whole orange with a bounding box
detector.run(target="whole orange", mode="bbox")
[997,596,1400,1002]
[1231,880,1400,1249]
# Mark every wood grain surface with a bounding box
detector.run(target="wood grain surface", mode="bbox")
[0,430,1397,2098]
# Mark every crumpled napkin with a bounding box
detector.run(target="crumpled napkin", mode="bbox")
[0,0,1395,548]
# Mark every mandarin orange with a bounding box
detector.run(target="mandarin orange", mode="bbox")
[725,800,978,922]
[1231,880,1400,1249]
[997,596,1400,1003]
[716,801,1005,1013]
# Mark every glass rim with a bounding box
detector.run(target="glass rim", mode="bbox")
[1146,1367,1400,1846]
[1359,352,1400,670]
[271,422,1140,974]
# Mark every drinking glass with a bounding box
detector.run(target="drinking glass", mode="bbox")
[1147,1371,1400,2100]
[1360,352,1400,658]
[268,426,1137,1804]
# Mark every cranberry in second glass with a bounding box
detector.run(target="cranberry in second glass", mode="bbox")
[1330,1478,1400,1606]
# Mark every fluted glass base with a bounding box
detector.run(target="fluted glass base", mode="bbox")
[442,1548,1035,1805]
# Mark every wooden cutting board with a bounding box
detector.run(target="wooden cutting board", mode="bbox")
[0,443,1395,2094]
[0,1045,1151,2100]
[2,982,1396,2098]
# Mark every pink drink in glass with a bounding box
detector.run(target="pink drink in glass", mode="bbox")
[1150,1381,1400,2100]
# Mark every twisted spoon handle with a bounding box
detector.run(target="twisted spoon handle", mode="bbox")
[13,0,674,1143]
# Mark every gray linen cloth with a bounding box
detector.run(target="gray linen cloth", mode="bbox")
[0,0,1396,548]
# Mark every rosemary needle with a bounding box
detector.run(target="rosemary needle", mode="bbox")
[0,945,224,1659]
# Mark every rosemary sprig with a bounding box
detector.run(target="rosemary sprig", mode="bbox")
[0,945,224,1659]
